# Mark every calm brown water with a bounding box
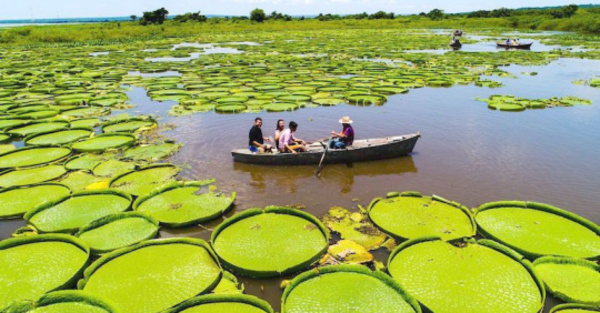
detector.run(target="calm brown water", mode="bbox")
[1,56,599,312]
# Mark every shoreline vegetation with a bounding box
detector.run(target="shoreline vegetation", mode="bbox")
[0,5,599,46]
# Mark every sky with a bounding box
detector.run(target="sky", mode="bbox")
[0,0,596,20]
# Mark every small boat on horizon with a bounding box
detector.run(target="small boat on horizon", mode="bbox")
[496,42,533,49]
[232,133,420,165]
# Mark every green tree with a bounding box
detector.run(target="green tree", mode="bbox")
[250,8,266,22]
[130,15,137,21]
[427,9,445,20]
[140,8,169,25]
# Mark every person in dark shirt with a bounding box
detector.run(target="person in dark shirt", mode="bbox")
[249,117,272,153]
[329,116,354,149]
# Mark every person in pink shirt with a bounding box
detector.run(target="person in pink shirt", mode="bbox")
[278,121,305,154]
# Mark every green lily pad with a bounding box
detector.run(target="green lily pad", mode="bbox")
[533,256,600,305]
[0,147,71,169]
[212,207,329,278]
[368,191,476,241]
[0,165,67,188]
[76,212,159,254]
[133,180,235,227]
[387,237,545,313]
[282,265,421,313]
[109,164,179,196]
[0,235,90,309]
[322,206,388,250]
[346,94,387,105]
[0,119,31,131]
[24,129,93,146]
[71,118,101,128]
[550,304,600,313]
[261,102,299,112]
[58,171,106,192]
[123,142,181,161]
[24,190,132,233]
[101,118,157,133]
[0,183,71,219]
[65,153,113,171]
[8,121,70,137]
[0,144,16,154]
[72,133,136,152]
[79,238,222,313]
[212,271,244,295]
[92,159,136,177]
[3,290,117,313]
[313,98,344,106]
[164,294,273,313]
[61,107,110,118]
[474,201,600,259]
[215,104,247,113]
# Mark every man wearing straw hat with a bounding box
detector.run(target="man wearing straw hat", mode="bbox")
[329,116,354,149]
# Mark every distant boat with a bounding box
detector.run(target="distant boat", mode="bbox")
[496,42,533,49]
[232,133,420,165]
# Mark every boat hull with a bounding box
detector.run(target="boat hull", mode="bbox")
[232,133,420,165]
[496,43,533,49]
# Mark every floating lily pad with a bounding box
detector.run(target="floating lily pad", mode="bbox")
[71,118,101,128]
[0,235,90,309]
[24,190,132,233]
[164,294,273,313]
[72,133,136,152]
[0,147,71,169]
[550,304,600,313]
[133,180,235,227]
[474,201,600,259]
[7,121,70,137]
[101,118,157,133]
[24,129,93,146]
[76,212,159,254]
[3,290,117,313]
[0,183,71,219]
[261,102,299,112]
[346,94,386,105]
[58,171,106,192]
[212,271,244,295]
[79,238,222,313]
[0,119,31,131]
[65,153,114,171]
[0,144,15,154]
[322,206,387,250]
[387,237,544,313]
[0,165,67,187]
[212,207,329,278]
[533,256,600,305]
[368,191,476,241]
[109,164,179,196]
[282,265,421,313]
[61,107,110,118]
[92,159,136,177]
[123,142,181,161]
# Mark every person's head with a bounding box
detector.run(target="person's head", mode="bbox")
[289,121,298,131]
[276,119,284,130]
[254,117,263,127]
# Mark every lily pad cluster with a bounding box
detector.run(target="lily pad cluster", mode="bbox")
[476,95,592,111]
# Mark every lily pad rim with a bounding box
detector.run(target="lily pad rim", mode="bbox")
[0,182,71,220]
[71,132,137,152]
[0,146,73,169]
[164,294,274,313]
[108,163,180,188]
[100,116,158,133]
[4,290,118,313]
[23,127,95,147]
[281,264,422,313]
[549,303,600,313]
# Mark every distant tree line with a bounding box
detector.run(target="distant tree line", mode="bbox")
[135,4,584,26]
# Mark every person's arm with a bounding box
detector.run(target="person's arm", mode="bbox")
[252,140,265,149]
[285,143,298,154]
[330,130,346,138]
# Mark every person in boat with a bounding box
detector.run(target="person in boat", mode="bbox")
[506,38,511,46]
[329,116,354,149]
[511,39,518,46]
[274,119,284,150]
[248,117,272,153]
[279,121,306,155]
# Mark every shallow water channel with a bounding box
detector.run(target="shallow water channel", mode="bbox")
[132,57,599,311]
[2,48,600,311]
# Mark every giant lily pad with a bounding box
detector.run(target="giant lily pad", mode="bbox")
[24,128,93,146]
[109,164,179,196]
[0,235,90,309]
[211,207,329,278]
[322,206,388,250]
[533,256,600,305]
[550,304,600,313]
[0,147,71,169]
[387,237,545,313]
[123,142,181,161]
[0,165,67,187]
[133,181,235,227]
[0,183,70,219]
[24,190,132,233]
[164,294,273,313]
[72,133,136,152]
[474,201,600,259]
[3,290,117,313]
[282,265,420,313]
[76,212,159,254]
[92,159,136,177]
[368,191,476,241]
[101,118,157,133]
[79,238,222,313]
[7,121,70,137]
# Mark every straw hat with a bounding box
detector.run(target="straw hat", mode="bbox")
[339,116,353,124]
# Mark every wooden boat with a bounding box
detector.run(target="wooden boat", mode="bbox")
[232,132,420,165]
[496,42,533,49]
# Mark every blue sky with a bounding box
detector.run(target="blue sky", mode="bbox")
[1,0,596,20]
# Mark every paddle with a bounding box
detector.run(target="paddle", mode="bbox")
[315,135,333,177]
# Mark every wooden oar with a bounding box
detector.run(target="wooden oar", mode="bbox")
[315,135,333,177]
